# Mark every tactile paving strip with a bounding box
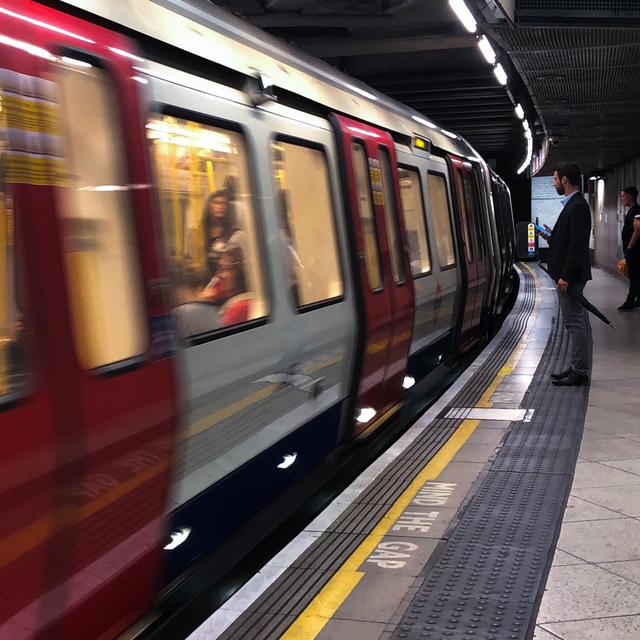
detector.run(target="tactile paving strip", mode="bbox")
[216,269,538,640]
[390,292,588,640]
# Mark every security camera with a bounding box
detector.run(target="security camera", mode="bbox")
[548,136,561,147]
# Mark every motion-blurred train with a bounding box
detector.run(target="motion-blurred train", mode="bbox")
[0,0,516,638]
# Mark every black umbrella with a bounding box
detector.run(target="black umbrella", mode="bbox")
[538,262,617,329]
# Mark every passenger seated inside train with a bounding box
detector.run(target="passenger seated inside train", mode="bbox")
[171,267,221,338]
[147,113,267,335]
[199,246,252,326]
[202,189,248,278]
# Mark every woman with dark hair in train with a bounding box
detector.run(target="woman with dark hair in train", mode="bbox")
[202,188,245,278]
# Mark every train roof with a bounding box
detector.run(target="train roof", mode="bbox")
[56,0,481,161]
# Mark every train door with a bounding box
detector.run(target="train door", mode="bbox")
[423,159,461,349]
[266,114,356,453]
[394,149,460,364]
[476,164,500,329]
[449,156,488,349]
[491,177,509,313]
[144,62,356,583]
[0,42,65,640]
[48,48,178,640]
[2,4,179,639]
[333,115,414,437]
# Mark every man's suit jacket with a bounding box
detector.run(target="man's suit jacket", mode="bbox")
[547,191,592,283]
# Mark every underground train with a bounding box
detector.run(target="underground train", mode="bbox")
[0,0,517,638]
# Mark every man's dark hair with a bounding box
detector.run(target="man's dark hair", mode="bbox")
[623,186,638,200]
[553,164,581,187]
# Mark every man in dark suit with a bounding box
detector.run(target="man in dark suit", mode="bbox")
[619,186,640,311]
[547,164,592,386]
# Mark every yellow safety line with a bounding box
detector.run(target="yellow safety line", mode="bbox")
[280,418,480,640]
[282,265,542,638]
[475,341,527,408]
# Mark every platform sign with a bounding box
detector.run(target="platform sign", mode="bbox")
[527,223,536,256]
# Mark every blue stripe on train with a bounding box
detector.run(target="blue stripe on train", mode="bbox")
[161,401,344,584]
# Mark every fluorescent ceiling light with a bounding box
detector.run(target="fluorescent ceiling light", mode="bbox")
[477,36,496,65]
[517,156,532,175]
[517,137,534,175]
[515,103,525,119]
[449,0,477,33]
[493,63,508,86]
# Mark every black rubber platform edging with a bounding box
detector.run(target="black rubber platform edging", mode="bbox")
[390,282,589,640]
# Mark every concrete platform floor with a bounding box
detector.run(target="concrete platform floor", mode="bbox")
[535,268,640,640]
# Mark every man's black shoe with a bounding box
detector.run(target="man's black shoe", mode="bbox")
[618,300,636,311]
[550,367,572,381]
[552,372,589,386]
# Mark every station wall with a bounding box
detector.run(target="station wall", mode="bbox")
[594,158,640,275]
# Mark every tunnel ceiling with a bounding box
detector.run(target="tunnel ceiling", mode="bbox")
[475,0,640,175]
[211,0,535,174]
[213,0,640,177]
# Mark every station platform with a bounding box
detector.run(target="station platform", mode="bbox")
[186,264,638,640]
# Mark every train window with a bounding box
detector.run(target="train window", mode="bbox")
[398,167,431,276]
[378,147,404,284]
[272,140,343,307]
[475,180,490,262]
[147,113,267,338]
[453,169,474,263]
[351,142,382,290]
[427,173,456,269]
[54,61,148,370]
[0,130,27,399]
[462,173,484,261]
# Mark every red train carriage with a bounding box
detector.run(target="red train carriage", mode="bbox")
[1,3,178,638]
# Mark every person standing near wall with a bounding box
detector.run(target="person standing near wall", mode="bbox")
[619,186,640,311]
[547,164,593,386]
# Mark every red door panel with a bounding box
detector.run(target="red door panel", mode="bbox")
[333,115,414,437]
[376,145,414,409]
[1,3,179,640]
[0,44,67,640]
[450,156,487,349]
